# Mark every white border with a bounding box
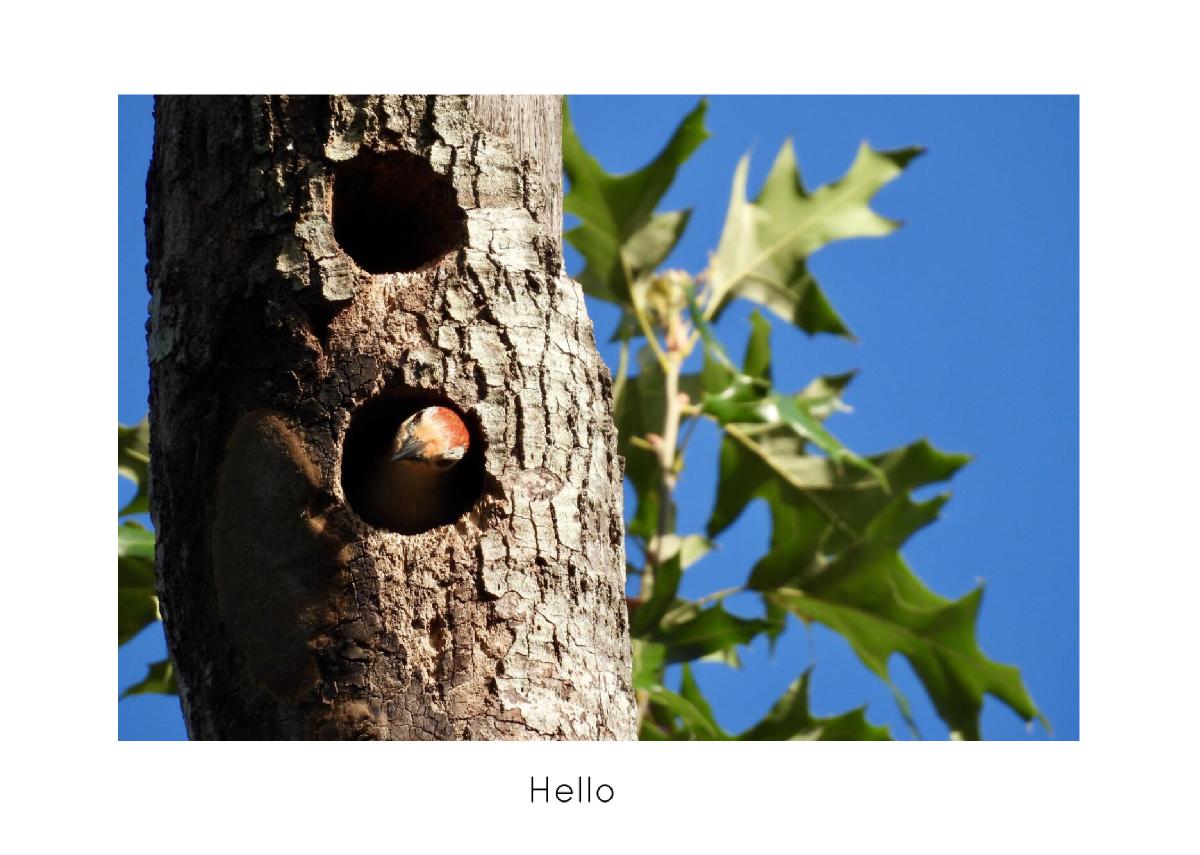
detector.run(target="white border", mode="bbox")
[5,0,1197,847]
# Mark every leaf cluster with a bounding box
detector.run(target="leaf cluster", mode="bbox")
[564,98,1044,739]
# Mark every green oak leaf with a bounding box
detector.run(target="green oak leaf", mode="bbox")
[692,306,885,489]
[809,441,969,548]
[122,657,178,698]
[118,418,151,516]
[645,666,729,740]
[769,497,1046,739]
[653,601,780,664]
[118,520,158,645]
[563,99,709,308]
[708,140,923,337]
[703,392,881,482]
[568,212,692,306]
[644,688,721,739]
[739,668,891,740]
[709,433,970,551]
[797,370,857,420]
[650,664,891,741]
[753,489,950,595]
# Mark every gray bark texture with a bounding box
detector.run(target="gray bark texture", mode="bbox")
[146,95,636,740]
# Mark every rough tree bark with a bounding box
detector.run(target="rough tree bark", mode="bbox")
[146,95,636,740]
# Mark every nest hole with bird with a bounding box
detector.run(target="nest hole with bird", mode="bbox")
[331,149,467,275]
[340,390,485,535]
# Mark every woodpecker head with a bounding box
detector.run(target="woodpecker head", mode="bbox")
[388,406,470,471]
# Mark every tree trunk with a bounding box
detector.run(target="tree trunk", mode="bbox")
[145,95,636,740]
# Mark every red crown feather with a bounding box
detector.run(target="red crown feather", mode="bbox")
[415,406,471,455]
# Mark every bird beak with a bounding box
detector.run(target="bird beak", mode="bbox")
[391,436,425,461]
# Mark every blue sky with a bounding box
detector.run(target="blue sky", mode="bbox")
[119,95,1078,740]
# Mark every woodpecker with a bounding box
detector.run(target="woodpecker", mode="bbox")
[365,406,471,533]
